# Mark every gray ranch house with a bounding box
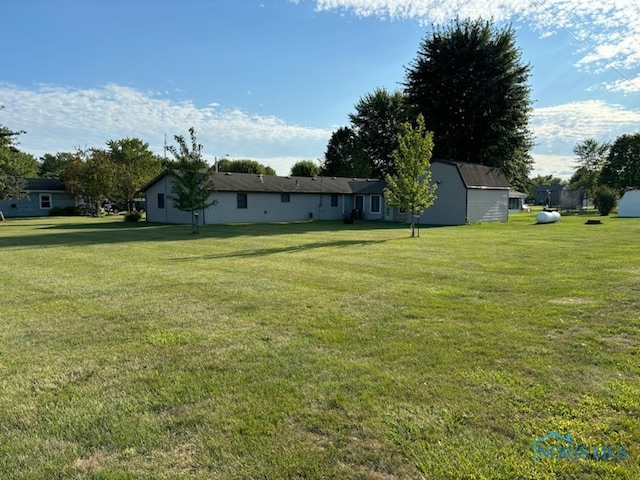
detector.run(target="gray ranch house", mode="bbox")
[0,178,76,218]
[142,160,510,226]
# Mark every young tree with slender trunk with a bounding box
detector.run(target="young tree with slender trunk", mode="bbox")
[166,128,217,234]
[384,115,438,237]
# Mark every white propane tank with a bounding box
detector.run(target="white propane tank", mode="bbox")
[536,211,560,224]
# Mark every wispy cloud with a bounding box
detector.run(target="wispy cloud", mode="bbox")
[0,83,331,174]
[310,0,640,71]
[531,100,640,149]
[529,100,640,178]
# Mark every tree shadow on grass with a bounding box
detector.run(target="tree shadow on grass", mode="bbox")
[0,218,413,249]
[170,238,387,260]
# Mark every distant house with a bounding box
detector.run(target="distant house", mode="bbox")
[509,190,529,213]
[142,160,511,226]
[533,184,567,205]
[0,178,76,218]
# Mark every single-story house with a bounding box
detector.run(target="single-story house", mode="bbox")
[142,160,511,226]
[533,184,567,205]
[0,178,76,218]
[143,170,389,224]
[509,190,529,213]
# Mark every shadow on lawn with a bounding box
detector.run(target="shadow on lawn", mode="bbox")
[0,218,413,248]
[171,238,386,260]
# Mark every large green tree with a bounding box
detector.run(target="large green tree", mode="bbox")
[568,138,610,200]
[384,115,438,237]
[600,132,640,193]
[290,160,320,177]
[216,158,275,175]
[167,128,217,233]
[61,148,116,215]
[349,88,410,177]
[321,127,371,178]
[107,138,163,212]
[0,116,37,200]
[404,18,533,190]
[38,152,76,178]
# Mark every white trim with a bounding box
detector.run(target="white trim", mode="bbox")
[39,193,52,209]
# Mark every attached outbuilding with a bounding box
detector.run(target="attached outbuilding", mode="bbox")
[618,189,640,217]
[0,178,76,218]
[416,160,510,226]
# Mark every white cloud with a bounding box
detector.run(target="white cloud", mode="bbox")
[0,83,331,175]
[529,100,640,178]
[310,0,640,70]
[531,100,640,150]
[529,153,576,180]
[605,75,640,94]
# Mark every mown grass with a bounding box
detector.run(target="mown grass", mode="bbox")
[0,212,638,479]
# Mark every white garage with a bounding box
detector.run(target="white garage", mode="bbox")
[618,189,640,217]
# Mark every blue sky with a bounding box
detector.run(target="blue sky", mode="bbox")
[1,0,639,178]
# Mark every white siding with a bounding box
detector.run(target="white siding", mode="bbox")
[145,176,346,224]
[466,189,508,223]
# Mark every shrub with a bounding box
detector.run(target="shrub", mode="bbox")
[49,206,81,216]
[593,186,617,216]
[124,212,142,222]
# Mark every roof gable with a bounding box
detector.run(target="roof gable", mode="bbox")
[433,160,510,189]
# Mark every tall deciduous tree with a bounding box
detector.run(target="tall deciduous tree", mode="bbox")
[600,132,640,193]
[321,127,371,178]
[61,148,116,215]
[39,152,76,178]
[569,138,610,200]
[167,128,217,233]
[404,18,533,191]
[107,138,163,212]
[384,115,438,237]
[290,160,320,177]
[349,88,410,177]
[0,115,37,200]
[216,158,276,175]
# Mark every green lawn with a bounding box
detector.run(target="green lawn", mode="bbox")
[0,213,638,479]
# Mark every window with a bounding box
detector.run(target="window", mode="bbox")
[331,194,338,207]
[237,193,248,209]
[157,193,165,209]
[370,195,381,214]
[40,194,52,209]
[281,193,290,203]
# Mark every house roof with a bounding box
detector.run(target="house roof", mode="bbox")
[142,162,509,195]
[534,184,566,192]
[25,178,66,191]
[433,160,510,189]
[142,170,386,195]
[509,190,528,198]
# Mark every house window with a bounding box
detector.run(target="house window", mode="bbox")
[40,194,52,209]
[281,193,290,203]
[331,194,338,207]
[370,195,381,214]
[157,193,165,209]
[508,198,520,210]
[237,193,248,209]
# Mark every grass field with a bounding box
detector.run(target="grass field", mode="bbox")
[0,212,638,479]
